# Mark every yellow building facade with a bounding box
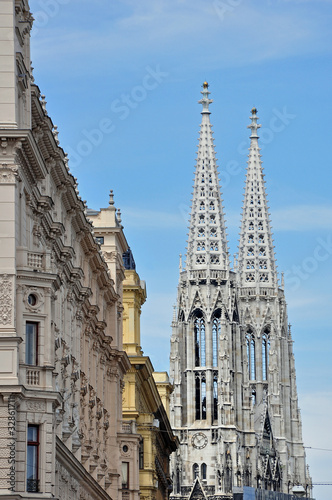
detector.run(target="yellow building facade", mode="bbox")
[89,209,178,500]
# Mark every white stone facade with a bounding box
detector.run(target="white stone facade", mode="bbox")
[170,85,312,499]
[0,1,131,498]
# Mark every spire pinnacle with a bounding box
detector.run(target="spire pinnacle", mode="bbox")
[185,85,229,272]
[238,108,277,289]
[248,107,261,139]
[198,81,213,115]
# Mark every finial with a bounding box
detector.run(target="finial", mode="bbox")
[117,208,122,224]
[198,82,213,115]
[179,254,182,272]
[248,106,261,139]
[173,304,177,322]
[109,190,114,206]
[281,272,285,289]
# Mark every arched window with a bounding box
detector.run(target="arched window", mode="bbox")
[201,463,207,480]
[193,463,199,480]
[213,373,218,421]
[248,234,254,244]
[198,228,205,238]
[262,329,270,381]
[246,330,256,380]
[200,201,205,211]
[194,313,205,367]
[212,312,221,367]
[209,201,215,210]
[195,373,206,420]
[176,468,180,494]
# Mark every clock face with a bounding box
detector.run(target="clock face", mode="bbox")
[192,432,208,449]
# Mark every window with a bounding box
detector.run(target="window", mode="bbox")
[139,440,144,469]
[262,330,270,381]
[122,462,129,489]
[193,463,199,480]
[248,234,254,244]
[201,463,207,480]
[213,374,218,421]
[195,373,206,420]
[246,330,256,380]
[246,260,254,269]
[194,315,205,367]
[210,228,217,237]
[200,201,205,211]
[209,201,215,210]
[95,236,104,245]
[212,315,220,367]
[27,425,39,492]
[26,322,38,365]
[247,247,254,256]
[198,228,205,238]
[249,222,254,231]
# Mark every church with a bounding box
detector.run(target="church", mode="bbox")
[169,83,312,499]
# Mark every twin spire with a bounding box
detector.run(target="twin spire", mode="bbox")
[185,85,277,289]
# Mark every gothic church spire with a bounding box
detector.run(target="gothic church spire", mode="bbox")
[186,83,229,272]
[238,108,277,289]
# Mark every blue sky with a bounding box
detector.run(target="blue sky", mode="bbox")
[29,0,332,497]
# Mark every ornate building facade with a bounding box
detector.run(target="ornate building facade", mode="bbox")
[169,84,312,499]
[0,1,131,498]
[89,210,178,500]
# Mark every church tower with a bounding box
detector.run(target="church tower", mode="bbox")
[169,87,312,499]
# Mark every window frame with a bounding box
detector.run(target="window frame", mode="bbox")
[25,322,38,366]
[27,424,40,493]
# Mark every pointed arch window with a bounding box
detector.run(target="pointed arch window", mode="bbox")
[193,463,199,480]
[258,222,263,230]
[208,174,212,184]
[199,215,205,224]
[194,313,206,367]
[210,215,216,224]
[198,228,205,238]
[195,373,206,420]
[209,201,215,211]
[210,255,220,264]
[259,247,266,256]
[213,372,218,421]
[247,247,254,256]
[258,209,262,218]
[210,228,217,238]
[201,463,207,480]
[200,188,205,197]
[250,196,254,205]
[259,260,267,269]
[209,188,214,198]
[210,243,218,251]
[246,330,256,380]
[259,235,265,244]
[200,201,205,211]
[249,209,254,218]
[248,234,254,244]
[249,222,254,231]
[212,312,221,366]
[246,260,254,269]
[246,273,255,282]
[257,195,261,205]
[262,329,270,380]
[201,174,205,184]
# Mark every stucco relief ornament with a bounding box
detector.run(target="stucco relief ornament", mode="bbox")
[0,274,13,324]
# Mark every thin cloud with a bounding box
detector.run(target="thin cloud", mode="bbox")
[273,205,332,231]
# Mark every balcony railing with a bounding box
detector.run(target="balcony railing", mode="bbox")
[27,478,40,492]
[26,368,40,386]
